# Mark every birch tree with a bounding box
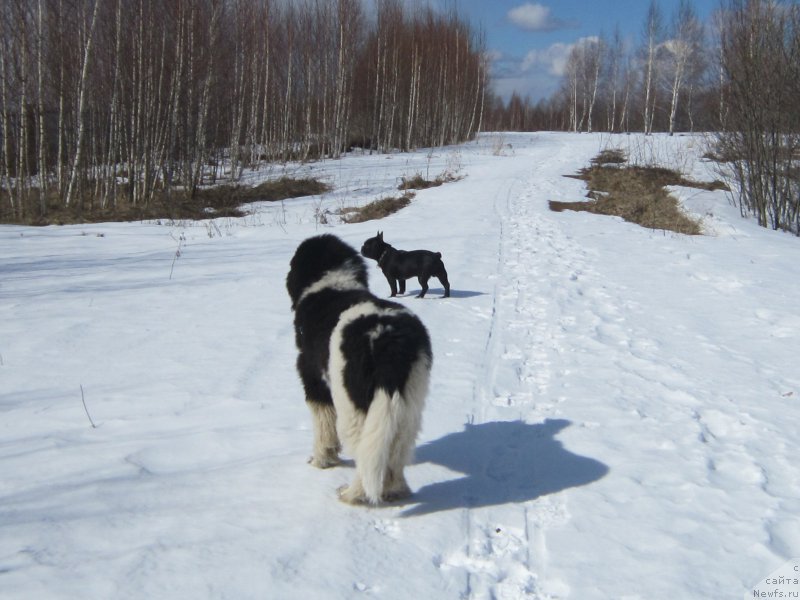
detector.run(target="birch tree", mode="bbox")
[0,3,16,217]
[36,0,47,213]
[605,26,625,132]
[583,37,605,133]
[665,0,703,135]
[640,0,663,134]
[64,0,100,207]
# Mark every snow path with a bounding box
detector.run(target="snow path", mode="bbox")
[422,140,605,599]
[2,133,799,599]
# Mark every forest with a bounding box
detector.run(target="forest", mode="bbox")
[0,0,487,221]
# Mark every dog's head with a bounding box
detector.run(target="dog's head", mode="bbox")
[360,231,390,261]
[286,235,369,310]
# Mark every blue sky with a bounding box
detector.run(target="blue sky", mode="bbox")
[447,0,721,102]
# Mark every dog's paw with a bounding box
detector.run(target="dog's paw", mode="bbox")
[382,488,412,503]
[337,484,382,506]
[337,484,368,505]
[308,454,341,469]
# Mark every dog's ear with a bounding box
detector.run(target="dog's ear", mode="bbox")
[378,231,383,240]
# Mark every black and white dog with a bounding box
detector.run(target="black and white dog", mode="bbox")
[286,234,432,505]
[361,232,451,298]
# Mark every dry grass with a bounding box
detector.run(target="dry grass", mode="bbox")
[590,148,628,166]
[1,177,330,225]
[340,193,414,224]
[550,151,728,235]
[398,171,460,191]
[342,166,460,224]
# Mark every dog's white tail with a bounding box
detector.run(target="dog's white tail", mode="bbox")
[357,355,428,504]
[357,388,402,504]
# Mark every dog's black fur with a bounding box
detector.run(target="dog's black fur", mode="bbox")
[360,232,450,298]
[286,234,432,504]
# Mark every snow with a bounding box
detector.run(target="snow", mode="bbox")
[1,132,799,600]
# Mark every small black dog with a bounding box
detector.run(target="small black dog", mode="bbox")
[361,231,450,298]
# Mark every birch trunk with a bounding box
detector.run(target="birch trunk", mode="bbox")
[65,0,100,207]
[36,0,47,213]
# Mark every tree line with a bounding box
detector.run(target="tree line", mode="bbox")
[486,0,797,136]
[0,0,487,221]
[485,0,799,234]
[485,0,713,133]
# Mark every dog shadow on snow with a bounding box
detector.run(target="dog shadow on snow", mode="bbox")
[395,288,486,299]
[401,419,608,517]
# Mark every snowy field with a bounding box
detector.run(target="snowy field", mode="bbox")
[1,132,799,599]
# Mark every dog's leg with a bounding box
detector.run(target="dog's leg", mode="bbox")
[382,467,412,502]
[307,401,341,468]
[398,279,406,295]
[385,274,398,297]
[438,267,451,298]
[337,475,368,505]
[416,276,429,298]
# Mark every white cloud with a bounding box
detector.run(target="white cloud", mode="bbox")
[507,3,552,31]
[508,3,570,32]
[521,43,571,76]
[488,36,601,101]
[521,37,601,77]
[507,2,579,33]
[485,48,504,63]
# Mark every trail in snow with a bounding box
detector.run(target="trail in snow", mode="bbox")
[414,138,611,599]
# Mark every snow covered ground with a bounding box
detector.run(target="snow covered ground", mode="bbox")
[1,132,799,599]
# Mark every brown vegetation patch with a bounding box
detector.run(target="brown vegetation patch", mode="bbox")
[398,172,460,191]
[590,148,628,166]
[341,193,414,224]
[1,177,330,225]
[552,152,725,235]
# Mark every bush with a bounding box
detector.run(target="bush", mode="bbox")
[711,0,800,233]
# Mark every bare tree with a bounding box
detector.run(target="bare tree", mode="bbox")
[562,47,581,132]
[604,26,626,132]
[64,0,100,208]
[36,0,47,213]
[715,0,800,232]
[640,0,664,135]
[0,2,16,218]
[583,36,605,133]
[561,37,604,133]
[664,0,703,135]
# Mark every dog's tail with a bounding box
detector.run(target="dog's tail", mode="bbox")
[358,388,403,504]
[357,354,429,504]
